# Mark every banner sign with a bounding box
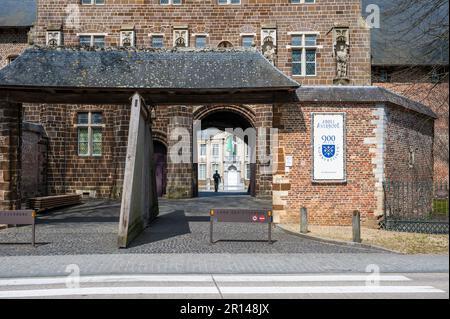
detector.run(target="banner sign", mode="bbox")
[311,113,346,182]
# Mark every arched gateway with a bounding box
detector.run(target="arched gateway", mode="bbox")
[0,47,436,247]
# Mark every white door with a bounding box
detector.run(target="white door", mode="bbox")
[226,166,240,190]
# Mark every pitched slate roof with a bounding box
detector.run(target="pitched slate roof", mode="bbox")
[0,47,299,90]
[0,0,36,27]
[296,86,437,119]
[362,0,449,66]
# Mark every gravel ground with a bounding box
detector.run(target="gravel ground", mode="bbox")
[0,195,386,256]
[282,224,449,255]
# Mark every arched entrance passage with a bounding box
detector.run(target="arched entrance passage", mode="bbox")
[193,106,257,197]
[153,140,167,197]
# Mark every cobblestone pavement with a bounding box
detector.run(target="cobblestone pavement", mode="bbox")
[0,194,386,256]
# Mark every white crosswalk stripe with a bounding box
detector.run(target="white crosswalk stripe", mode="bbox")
[0,274,445,298]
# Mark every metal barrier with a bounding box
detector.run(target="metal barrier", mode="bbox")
[209,209,273,244]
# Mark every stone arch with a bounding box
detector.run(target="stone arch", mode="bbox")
[152,129,168,147]
[193,105,256,128]
[218,41,234,48]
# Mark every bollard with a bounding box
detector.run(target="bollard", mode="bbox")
[352,210,361,243]
[300,207,308,234]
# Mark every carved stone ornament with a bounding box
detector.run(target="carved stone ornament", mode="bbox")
[173,29,188,47]
[333,28,350,84]
[120,30,135,47]
[46,31,62,47]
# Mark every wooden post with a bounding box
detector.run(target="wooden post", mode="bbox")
[352,210,361,243]
[300,207,308,234]
[210,210,214,244]
[32,211,36,247]
[268,210,272,244]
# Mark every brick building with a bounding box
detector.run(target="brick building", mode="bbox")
[362,0,449,180]
[0,0,440,238]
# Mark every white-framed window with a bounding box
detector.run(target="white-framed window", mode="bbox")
[218,0,240,4]
[79,34,106,48]
[81,0,105,5]
[76,112,104,157]
[245,163,251,180]
[7,55,18,64]
[151,35,164,48]
[160,0,182,4]
[212,163,219,175]
[291,0,315,3]
[199,164,207,180]
[200,144,207,156]
[290,33,318,76]
[212,144,220,159]
[195,35,207,48]
[241,35,255,48]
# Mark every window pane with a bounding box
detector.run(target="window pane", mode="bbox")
[81,0,92,4]
[306,49,316,62]
[172,0,182,3]
[292,49,302,62]
[93,36,105,48]
[305,35,317,46]
[160,0,169,3]
[92,128,102,156]
[77,113,89,124]
[195,36,206,48]
[91,112,103,124]
[212,144,219,157]
[78,128,89,156]
[305,0,315,3]
[292,63,302,76]
[291,35,302,46]
[306,50,316,75]
[242,36,254,48]
[199,164,206,180]
[95,0,105,4]
[230,0,240,3]
[79,36,91,47]
[152,36,164,48]
[218,0,227,4]
[291,0,301,3]
[200,144,206,156]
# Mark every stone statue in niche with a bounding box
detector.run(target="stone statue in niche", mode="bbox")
[333,28,350,84]
[262,37,276,64]
[261,29,277,64]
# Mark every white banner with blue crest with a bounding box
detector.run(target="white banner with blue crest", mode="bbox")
[312,113,346,182]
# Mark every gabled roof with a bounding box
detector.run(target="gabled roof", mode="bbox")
[362,0,449,66]
[0,47,299,90]
[296,86,437,119]
[0,0,36,27]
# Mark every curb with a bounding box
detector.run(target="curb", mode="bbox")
[276,224,403,254]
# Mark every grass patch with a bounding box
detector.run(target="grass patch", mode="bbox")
[433,199,449,216]
[281,224,449,255]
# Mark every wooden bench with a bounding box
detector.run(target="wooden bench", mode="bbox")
[27,194,82,212]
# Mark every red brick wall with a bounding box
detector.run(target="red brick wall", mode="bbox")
[34,0,371,86]
[0,101,22,210]
[23,103,129,199]
[385,105,434,182]
[376,83,448,181]
[272,102,380,226]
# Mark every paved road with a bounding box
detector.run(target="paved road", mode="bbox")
[0,273,447,299]
[0,196,386,256]
[0,253,448,278]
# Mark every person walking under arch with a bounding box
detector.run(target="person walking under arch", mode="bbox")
[213,170,222,193]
